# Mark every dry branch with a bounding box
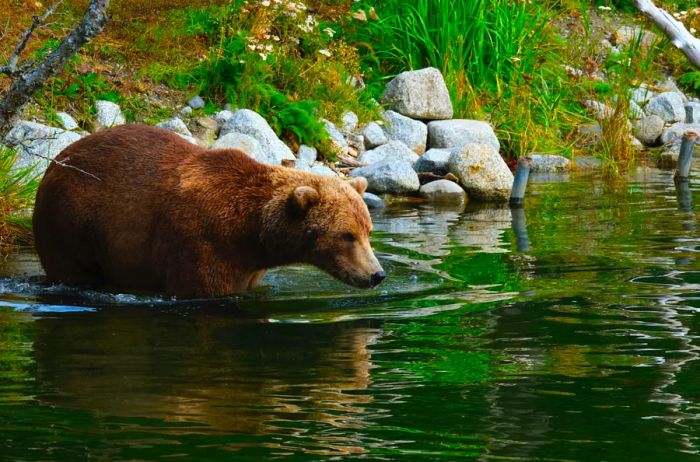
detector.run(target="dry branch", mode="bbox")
[635,0,700,69]
[0,0,110,138]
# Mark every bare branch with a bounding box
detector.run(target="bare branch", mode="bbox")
[10,133,100,181]
[5,1,63,72]
[0,0,110,137]
[635,0,700,69]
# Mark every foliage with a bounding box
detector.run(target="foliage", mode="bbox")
[0,147,39,250]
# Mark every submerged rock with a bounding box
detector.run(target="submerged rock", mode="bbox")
[419,179,467,204]
[382,67,453,120]
[428,119,500,154]
[350,158,420,194]
[362,192,385,209]
[528,154,571,172]
[448,144,513,202]
[382,110,427,154]
[220,109,294,165]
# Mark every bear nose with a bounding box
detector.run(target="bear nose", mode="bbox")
[370,271,386,287]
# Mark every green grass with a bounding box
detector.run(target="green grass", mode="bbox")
[0,147,40,249]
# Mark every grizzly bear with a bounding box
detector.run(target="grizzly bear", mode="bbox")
[32,124,385,298]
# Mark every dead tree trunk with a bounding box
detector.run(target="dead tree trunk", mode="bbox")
[635,0,700,69]
[0,0,111,138]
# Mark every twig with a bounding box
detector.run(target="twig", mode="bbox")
[10,133,100,181]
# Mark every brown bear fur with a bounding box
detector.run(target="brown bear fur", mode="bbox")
[32,124,384,298]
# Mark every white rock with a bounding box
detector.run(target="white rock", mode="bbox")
[213,110,234,126]
[341,111,359,134]
[5,120,82,174]
[630,87,654,106]
[188,95,205,109]
[419,180,466,204]
[361,122,388,149]
[95,100,125,128]
[297,145,317,164]
[220,109,294,165]
[177,133,199,145]
[156,117,192,137]
[382,67,453,120]
[646,92,686,123]
[428,119,500,154]
[310,164,337,177]
[358,140,419,166]
[382,110,427,154]
[294,158,312,171]
[211,132,266,161]
[350,159,420,194]
[448,144,513,202]
[181,106,193,115]
[55,112,79,131]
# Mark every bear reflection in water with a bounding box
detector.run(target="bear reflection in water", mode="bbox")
[34,309,380,453]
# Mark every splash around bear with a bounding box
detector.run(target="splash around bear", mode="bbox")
[32,124,385,298]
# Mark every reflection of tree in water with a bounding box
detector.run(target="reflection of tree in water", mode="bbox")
[33,312,382,456]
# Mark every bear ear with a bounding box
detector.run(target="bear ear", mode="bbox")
[291,186,320,213]
[348,177,367,195]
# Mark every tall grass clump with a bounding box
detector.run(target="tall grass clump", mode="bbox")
[0,147,39,251]
[352,0,567,158]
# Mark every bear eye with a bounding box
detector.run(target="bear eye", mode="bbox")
[342,232,356,243]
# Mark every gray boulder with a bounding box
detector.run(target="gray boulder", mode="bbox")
[177,133,199,145]
[321,118,349,156]
[358,140,419,166]
[294,158,312,171]
[612,26,657,48]
[362,192,385,209]
[634,115,664,146]
[646,92,686,123]
[56,112,79,131]
[156,117,192,137]
[341,111,359,134]
[382,110,427,154]
[361,122,388,149]
[297,144,317,164]
[685,103,700,124]
[660,123,700,146]
[584,100,614,120]
[414,148,452,174]
[448,144,513,202]
[5,120,82,173]
[220,109,294,165]
[528,154,571,172]
[211,132,265,161]
[657,149,679,169]
[419,179,467,204]
[350,159,420,194]
[382,67,453,120]
[95,100,125,128]
[428,119,500,154]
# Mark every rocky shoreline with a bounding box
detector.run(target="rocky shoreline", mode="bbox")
[3,66,699,210]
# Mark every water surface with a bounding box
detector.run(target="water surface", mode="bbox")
[1,167,699,461]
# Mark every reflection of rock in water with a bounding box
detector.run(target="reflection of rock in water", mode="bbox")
[33,312,381,455]
[373,204,512,258]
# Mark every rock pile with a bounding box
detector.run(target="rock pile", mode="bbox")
[3,68,516,205]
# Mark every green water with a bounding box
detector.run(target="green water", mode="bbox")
[1,168,699,461]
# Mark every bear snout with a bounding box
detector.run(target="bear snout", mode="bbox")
[370,270,386,287]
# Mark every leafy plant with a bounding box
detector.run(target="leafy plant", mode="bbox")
[0,147,40,250]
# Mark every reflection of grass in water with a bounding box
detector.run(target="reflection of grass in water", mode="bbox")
[0,308,35,402]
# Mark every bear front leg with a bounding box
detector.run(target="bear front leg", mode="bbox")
[246,270,267,290]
